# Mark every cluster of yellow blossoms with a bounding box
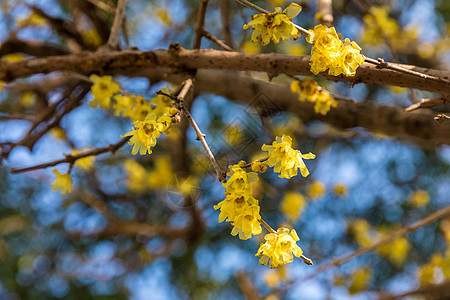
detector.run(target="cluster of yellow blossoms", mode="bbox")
[290,78,338,115]
[88,74,177,156]
[306,24,365,76]
[262,135,315,178]
[243,3,302,45]
[256,227,303,269]
[214,135,315,268]
[214,163,262,240]
[243,4,365,77]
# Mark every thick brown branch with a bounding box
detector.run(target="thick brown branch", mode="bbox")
[144,69,450,146]
[1,47,449,94]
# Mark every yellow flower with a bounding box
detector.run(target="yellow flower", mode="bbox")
[51,169,72,194]
[314,90,338,116]
[214,164,262,240]
[2,53,27,62]
[280,192,306,222]
[151,88,174,118]
[148,155,174,189]
[307,180,326,199]
[155,7,171,26]
[81,29,102,48]
[243,3,302,46]
[307,24,363,77]
[349,267,372,294]
[113,94,134,118]
[256,227,303,268]
[123,159,148,193]
[377,236,410,267]
[262,135,315,179]
[350,219,372,247]
[223,164,259,194]
[408,190,429,208]
[71,149,95,172]
[333,184,348,197]
[130,95,152,122]
[214,191,258,223]
[89,74,120,109]
[264,266,288,288]
[333,39,365,76]
[290,79,319,103]
[230,204,262,240]
[121,113,171,155]
[307,24,342,52]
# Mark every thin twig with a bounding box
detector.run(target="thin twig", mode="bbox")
[10,136,131,174]
[364,57,446,84]
[202,30,234,51]
[271,204,450,296]
[193,0,209,49]
[177,78,225,182]
[106,0,127,49]
[405,95,450,112]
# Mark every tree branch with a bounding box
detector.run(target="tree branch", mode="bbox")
[271,204,450,297]
[144,69,450,146]
[10,136,131,174]
[106,0,127,49]
[1,47,449,94]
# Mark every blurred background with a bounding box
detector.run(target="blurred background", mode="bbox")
[0,0,449,299]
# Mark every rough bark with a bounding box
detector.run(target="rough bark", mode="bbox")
[1,46,449,94]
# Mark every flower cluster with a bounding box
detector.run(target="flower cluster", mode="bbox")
[243,3,302,46]
[306,24,365,76]
[290,79,338,115]
[121,113,172,155]
[256,227,303,268]
[262,135,315,179]
[214,164,262,240]
[280,192,306,222]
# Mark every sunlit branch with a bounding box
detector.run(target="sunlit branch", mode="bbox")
[406,95,450,112]
[10,136,131,174]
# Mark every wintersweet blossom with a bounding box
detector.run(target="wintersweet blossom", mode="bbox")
[214,164,262,240]
[89,74,120,108]
[262,135,315,178]
[230,204,262,240]
[243,3,302,45]
[290,79,338,115]
[121,113,171,155]
[256,227,303,268]
[51,169,72,194]
[306,24,364,76]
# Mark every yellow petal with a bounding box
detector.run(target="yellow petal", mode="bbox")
[283,3,302,19]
